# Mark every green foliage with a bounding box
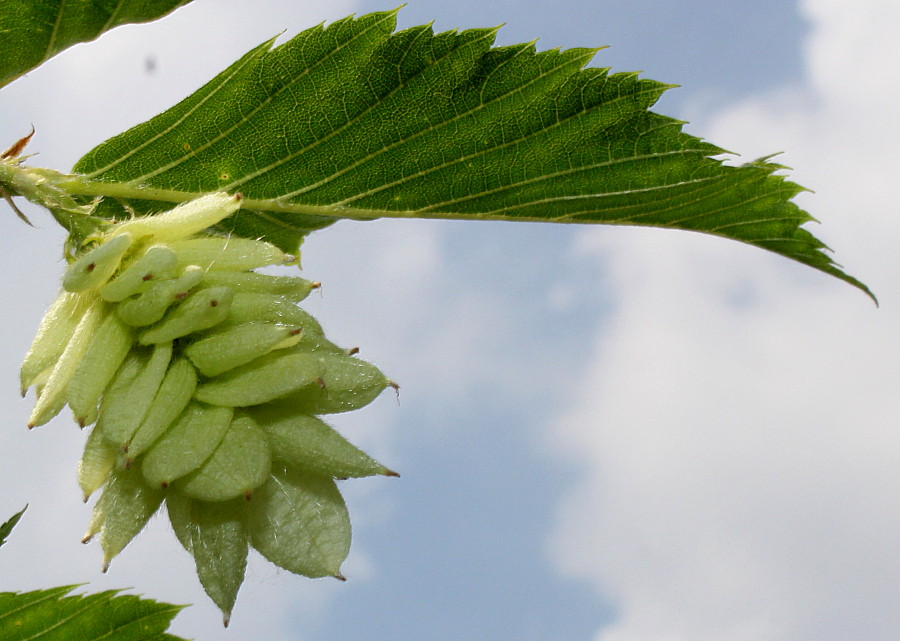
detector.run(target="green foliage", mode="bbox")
[0,0,196,89]
[0,586,186,641]
[0,506,27,548]
[65,10,871,299]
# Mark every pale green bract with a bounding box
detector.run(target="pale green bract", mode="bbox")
[20,192,399,625]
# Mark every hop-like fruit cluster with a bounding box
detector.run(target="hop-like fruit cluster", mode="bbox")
[20,193,397,624]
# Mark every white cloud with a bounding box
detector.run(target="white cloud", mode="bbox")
[547,1,900,640]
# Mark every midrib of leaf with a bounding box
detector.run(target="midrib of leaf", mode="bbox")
[84,12,397,186]
[57,173,775,227]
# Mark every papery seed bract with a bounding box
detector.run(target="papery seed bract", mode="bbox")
[62,233,133,292]
[90,465,165,569]
[184,322,302,377]
[193,351,323,407]
[100,244,178,302]
[21,191,401,619]
[78,421,118,501]
[125,357,197,461]
[247,465,350,579]
[200,271,317,301]
[169,237,290,271]
[290,331,347,355]
[278,351,391,415]
[28,301,104,427]
[100,342,173,448]
[252,405,396,478]
[107,192,241,244]
[138,286,234,344]
[226,292,323,334]
[30,365,54,398]
[20,291,92,394]
[166,492,248,626]
[67,310,134,426]
[96,351,143,445]
[178,415,271,501]
[116,265,204,326]
[141,402,234,488]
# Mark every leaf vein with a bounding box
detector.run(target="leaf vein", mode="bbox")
[326,87,664,209]
[41,0,67,64]
[222,27,502,194]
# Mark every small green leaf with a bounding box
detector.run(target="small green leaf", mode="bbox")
[0,585,187,640]
[0,506,27,548]
[69,10,871,298]
[0,0,196,89]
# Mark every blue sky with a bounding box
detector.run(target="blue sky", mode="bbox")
[1,1,899,640]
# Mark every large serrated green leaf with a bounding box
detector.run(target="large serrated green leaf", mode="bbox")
[69,9,871,298]
[0,585,186,641]
[0,0,195,90]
